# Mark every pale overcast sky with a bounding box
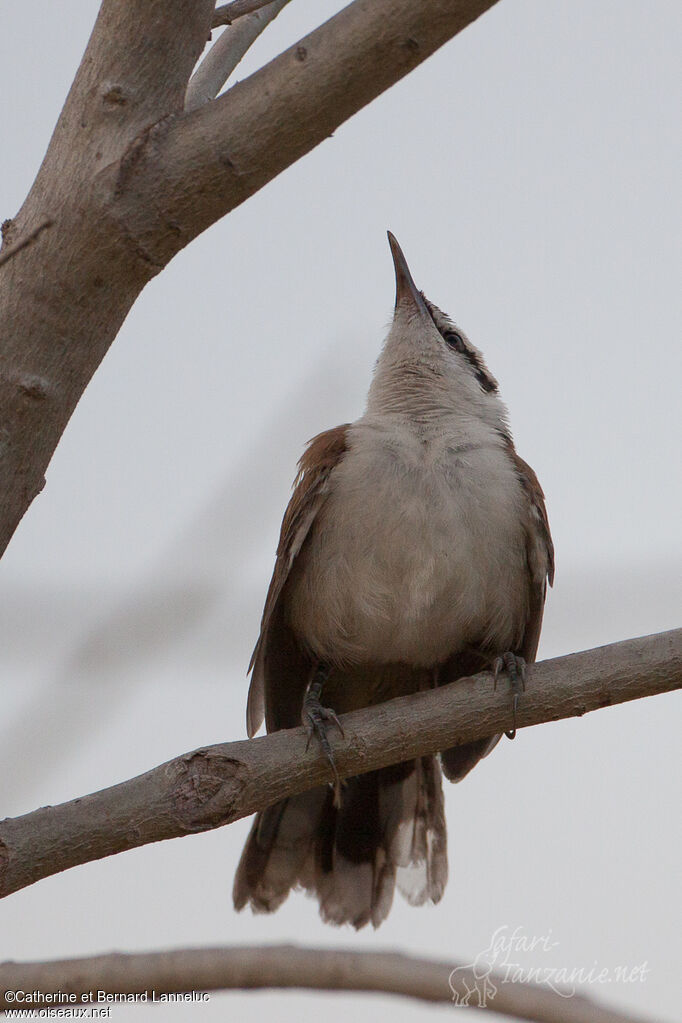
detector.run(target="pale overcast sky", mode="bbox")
[1,3,680,1021]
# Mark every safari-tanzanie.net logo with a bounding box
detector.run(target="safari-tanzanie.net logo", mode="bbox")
[448,925,650,1008]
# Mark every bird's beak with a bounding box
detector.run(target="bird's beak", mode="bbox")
[387,231,430,318]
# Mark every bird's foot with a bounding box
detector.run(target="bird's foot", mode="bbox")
[493,652,527,740]
[302,672,345,806]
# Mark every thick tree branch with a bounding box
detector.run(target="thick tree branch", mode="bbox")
[0,0,499,558]
[186,0,292,112]
[0,0,216,558]
[112,0,502,265]
[0,945,658,1022]
[0,220,53,270]
[0,629,679,900]
[12,0,216,226]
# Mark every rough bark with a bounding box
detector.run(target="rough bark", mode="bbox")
[0,0,500,558]
[0,945,658,1022]
[0,628,679,900]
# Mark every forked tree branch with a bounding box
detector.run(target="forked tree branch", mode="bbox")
[0,0,500,559]
[186,0,292,111]
[0,945,658,1022]
[113,0,503,264]
[0,629,679,900]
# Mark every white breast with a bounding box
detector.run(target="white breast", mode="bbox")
[286,415,530,667]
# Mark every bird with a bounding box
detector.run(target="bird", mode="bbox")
[233,232,554,929]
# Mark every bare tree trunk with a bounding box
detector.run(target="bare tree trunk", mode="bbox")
[0,0,216,556]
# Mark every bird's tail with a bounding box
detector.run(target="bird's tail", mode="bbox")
[233,756,448,929]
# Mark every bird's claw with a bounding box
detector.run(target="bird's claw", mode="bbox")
[302,680,345,806]
[493,652,527,740]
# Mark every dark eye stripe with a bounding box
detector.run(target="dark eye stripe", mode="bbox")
[473,365,497,393]
[443,331,497,393]
[423,296,499,394]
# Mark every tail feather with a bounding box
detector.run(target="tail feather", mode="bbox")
[396,757,448,905]
[232,788,327,913]
[233,757,447,928]
[440,734,502,782]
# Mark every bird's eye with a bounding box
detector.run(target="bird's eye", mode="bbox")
[444,331,465,352]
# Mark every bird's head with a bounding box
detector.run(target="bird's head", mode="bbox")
[366,232,502,423]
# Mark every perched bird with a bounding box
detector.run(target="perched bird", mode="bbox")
[234,233,554,929]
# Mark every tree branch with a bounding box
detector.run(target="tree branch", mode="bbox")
[0,945,658,1022]
[0,0,499,559]
[113,0,502,265]
[0,219,53,270]
[0,629,679,900]
[15,0,216,224]
[213,0,289,28]
[186,0,292,112]
[0,0,216,558]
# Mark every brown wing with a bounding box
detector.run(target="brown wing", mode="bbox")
[441,445,554,782]
[246,424,350,737]
[508,447,555,661]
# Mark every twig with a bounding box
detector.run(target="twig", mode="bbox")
[0,944,659,1021]
[187,0,292,111]
[0,628,680,900]
[0,219,52,270]
[212,0,283,28]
